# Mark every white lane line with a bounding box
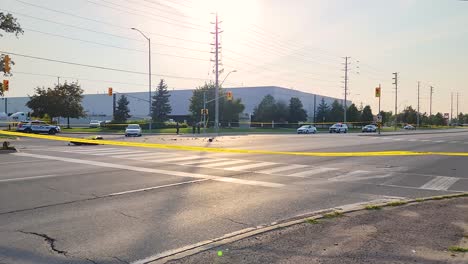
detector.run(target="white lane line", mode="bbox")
[407,139,418,142]
[0,174,59,183]
[225,162,277,171]
[449,141,459,144]
[178,158,229,165]
[420,176,459,191]
[257,164,309,175]
[93,151,149,156]
[201,159,251,168]
[108,179,209,196]
[288,167,339,178]
[146,156,203,163]
[434,140,445,143]
[421,140,431,142]
[13,153,284,188]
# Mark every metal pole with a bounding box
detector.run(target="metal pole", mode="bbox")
[430,86,433,116]
[344,57,348,123]
[378,84,381,135]
[451,92,453,124]
[417,81,420,128]
[203,91,206,135]
[113,93,116,120]
[148,37,152,133]
[214,13,219,135]
[457,92,459,122]
[393,73,398,131]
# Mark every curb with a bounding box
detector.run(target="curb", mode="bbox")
[135,193,468,264]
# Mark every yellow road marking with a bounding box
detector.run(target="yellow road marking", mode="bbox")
[1,130,467,157]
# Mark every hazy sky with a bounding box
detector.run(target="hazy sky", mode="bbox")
[2,0,467,114]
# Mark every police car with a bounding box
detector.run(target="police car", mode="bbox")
[16,120,61,135]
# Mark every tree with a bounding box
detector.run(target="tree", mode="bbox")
[329,100,344,122]
[288,97,307,123]
[0,12,24,37]
[379,111,392,125]
[252,94,276,122]
[189,82,244,126]
[274,100,289,122]
[26,82,85,126]
[346,103,360,123]
[151,79,172,124]
[114,95,131,123]
[430,113,445,126]
[398,106,417,124]
[361,105,374,123]
[1,12,23,97]
[316,98,330,123]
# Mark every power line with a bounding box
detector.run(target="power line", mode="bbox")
[121,0,205,23]
[2,9,210,53]
[87,0,209,31]
[14,0,209,45]
[1,51,210,81]
[23,27,209,62]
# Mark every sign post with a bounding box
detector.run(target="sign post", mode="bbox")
[375,85,382,134]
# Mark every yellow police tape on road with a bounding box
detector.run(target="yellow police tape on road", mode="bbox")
[1,130,467,157]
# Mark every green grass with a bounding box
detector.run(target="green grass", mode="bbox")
[386,201,408,207]
[323,211,343,219]
[365,205,382,210]
[305,219,320,224]
[448,246,468,253]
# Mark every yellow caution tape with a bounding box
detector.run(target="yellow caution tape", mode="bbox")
[1,130,467,157]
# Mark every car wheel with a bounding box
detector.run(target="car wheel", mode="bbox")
[344,129,348,133]
[48,129,57,135]
[24,128,32,133]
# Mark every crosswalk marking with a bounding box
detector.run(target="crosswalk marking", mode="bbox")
[420,176,459,191]
[434,140,445,143]
[257,164,309,175]
[288,167,338,178]
[70,148,123,153]
[224,162,277,171]
[111,152,167,159]
[201,159,251,168]
[178,158,228,165]
[146,156,204,163]
[93,151,148,156]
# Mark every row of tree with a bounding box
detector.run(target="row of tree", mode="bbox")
[252,95,307,123]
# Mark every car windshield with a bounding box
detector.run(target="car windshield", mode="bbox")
[300,125,309,128]
[90,120,100,123]
[127,125,140,129]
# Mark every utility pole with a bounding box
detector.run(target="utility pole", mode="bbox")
[457,92,459,122]
[342,57,350,123]
[417,81,420,128]
[430,86,434,116]
[451,92,453,124]
[211,13,222,135]
[392,72,398,131]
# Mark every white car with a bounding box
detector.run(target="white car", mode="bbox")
[297,125,317,134]
[89,120,101,128]
[16,120,61,134]
[403,125,415,130]
[329,123,348,133]
[125,124,142,137]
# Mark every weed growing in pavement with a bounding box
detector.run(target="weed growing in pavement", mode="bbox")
[431,196,445,200]
[415,198,425,202]
[306,219,319,224]
[365,205,382,210]
[323,211,343,218]
[386,201,408,206]
[448,246,468,253]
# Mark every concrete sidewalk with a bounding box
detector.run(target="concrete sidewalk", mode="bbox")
[168,197,468,264]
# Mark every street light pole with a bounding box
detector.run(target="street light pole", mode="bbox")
[221,70,237,87]
[131,27,152,132]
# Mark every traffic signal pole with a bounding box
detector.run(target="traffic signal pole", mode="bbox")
[378,84,381,135]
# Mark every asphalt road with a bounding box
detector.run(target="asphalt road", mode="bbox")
[0,131,467,263]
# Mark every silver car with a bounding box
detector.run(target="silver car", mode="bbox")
[125,124,142,137]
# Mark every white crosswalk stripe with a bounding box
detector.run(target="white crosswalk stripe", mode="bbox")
[145,156,205,163]
[224,162,277,171]
[288,167,338,178]
[178,158,229,165]
[420,176,459,191]
[201,159,251,168]
[67,148,123,153]
[111,152,167,159]
[93,151,148,156]
[257,164,309,175]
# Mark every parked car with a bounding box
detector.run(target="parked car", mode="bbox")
[329,123,348,133]
[16,120,61,134]
[297,125,317,134]
[362,124,377,133]
[403,125,415,130]
[89,120,101,128]
[125,124,142,137]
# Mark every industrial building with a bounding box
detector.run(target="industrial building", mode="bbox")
[1,86,350,125]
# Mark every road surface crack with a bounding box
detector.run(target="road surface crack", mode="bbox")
[117,211,140,220]
[221,217,250,227]
[18,231,67,256]
[113,256,130,264]
[85,258,99,264]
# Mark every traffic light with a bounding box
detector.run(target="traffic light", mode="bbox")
[2,80,9,92]
[375,87,381,98]
[3,55,11,74]
[226,91,233,101]
[108,87,113,96]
